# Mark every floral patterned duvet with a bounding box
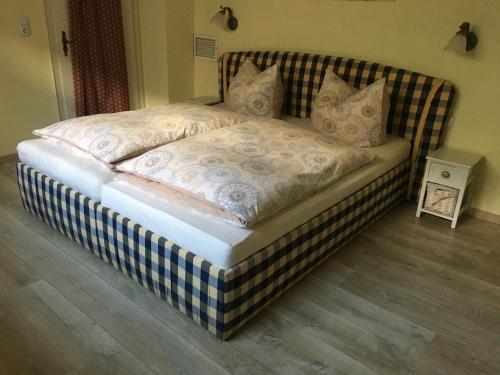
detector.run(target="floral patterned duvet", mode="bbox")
[34,103,248,164]
[118,118,376,227]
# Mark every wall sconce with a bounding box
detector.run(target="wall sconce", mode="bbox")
[219,5,238,31]
[445,22,478,54]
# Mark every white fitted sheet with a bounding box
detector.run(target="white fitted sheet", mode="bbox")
[17,139,115,201]
[101,116,410,269]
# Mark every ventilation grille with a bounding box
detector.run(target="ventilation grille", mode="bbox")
[193,35,218,61]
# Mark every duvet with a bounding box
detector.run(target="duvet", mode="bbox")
[34,103,248,164]
[118,119,376,227]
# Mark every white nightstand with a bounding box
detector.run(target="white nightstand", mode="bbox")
[184,96,220,106]
[416,148,482,228]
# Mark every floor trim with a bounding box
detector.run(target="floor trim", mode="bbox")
[0,153,18,163]
[469,208,500,225]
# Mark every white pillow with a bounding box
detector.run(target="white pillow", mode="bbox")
[227,59,284,118]
[312,70,359,112]
[312,71,389,147]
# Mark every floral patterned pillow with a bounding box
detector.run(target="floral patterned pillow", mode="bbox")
[227,59,284,118]
[312,70,359,113]
[312,71,390,147]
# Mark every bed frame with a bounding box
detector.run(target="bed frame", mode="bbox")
[17,51,455,340]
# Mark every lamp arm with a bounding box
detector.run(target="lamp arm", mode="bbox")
[457,22,470,35]
[220,6,233,17]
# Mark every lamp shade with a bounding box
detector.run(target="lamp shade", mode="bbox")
[445,22,478,54]
[445,34,468,54]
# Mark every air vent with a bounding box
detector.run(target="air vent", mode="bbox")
[193,35,218,61]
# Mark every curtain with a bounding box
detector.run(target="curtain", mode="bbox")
[69,0,130,116]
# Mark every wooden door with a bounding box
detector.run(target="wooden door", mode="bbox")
[44,0,144,120]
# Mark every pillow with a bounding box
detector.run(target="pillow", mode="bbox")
[227,59,284,118]
[312,71,390,147]
[33,103,248,164]
[312,70,359,111]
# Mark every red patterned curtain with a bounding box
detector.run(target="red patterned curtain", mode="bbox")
[69,0,129,116]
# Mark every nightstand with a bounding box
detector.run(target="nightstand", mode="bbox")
[416,148,482,228]
[184,96,220,106]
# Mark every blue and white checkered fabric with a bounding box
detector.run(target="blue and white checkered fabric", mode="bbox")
[18,160,409,339]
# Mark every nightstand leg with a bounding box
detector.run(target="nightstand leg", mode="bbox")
[416,163,430,218]
[451,188,465,229]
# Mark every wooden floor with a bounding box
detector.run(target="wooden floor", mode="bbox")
[1,159,499,375]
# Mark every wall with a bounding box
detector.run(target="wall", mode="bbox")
[137,0,170,106]
[136,0,195,106]
[0,0,60,155]
[166,0,194,102]
[193,0,500,215]
[131,0,195,106]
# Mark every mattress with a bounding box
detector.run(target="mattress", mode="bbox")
[17,139,115,201]
[101,116,410,269]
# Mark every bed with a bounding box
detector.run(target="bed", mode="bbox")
[16,51,455,340]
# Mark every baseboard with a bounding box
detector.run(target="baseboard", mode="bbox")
[0,153,18,163]
[468,208,500,225]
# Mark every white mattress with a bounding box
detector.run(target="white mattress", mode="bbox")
[101,116,410,269]
[17,139,115,201]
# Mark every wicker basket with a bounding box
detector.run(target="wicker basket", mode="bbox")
[424,182,458,217]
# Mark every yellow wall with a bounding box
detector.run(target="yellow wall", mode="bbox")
[193,0,500,215]
[133,0,195,106]
[135,0,195,105]
[166,0,194,103]
[0,0,60,155]
[136,0,195,106]
[138,0,170,106]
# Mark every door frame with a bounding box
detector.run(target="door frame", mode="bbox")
[121,0,145,111]
[44,0,75,120]
[44,0,145,120]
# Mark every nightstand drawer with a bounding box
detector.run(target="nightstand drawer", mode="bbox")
[428,162,466,187]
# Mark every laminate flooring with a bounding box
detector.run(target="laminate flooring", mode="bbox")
[1,159,499,375]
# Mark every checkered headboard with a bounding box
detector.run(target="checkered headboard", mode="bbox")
[218,51,455,200]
